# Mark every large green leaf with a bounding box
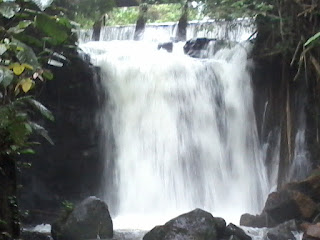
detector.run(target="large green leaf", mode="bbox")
[27,98,54,121]
[0,66,14,87]
[0,2,20,19]
[29,122,54,145]
[8,20,33,34]
[305,32,320,47]
[12,39,40,68]
[15,33,43,48]
[35,14,69,45]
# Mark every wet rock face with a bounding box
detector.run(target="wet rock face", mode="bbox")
[19,54,107,223]
[183,38,214,58]
[143,209,251,240]
[183,38,236,58]
[158,42,173,53]
[51,196,113,240]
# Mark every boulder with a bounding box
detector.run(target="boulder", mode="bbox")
[183,38,235,58]
[240,188,317,228]
[158,42,173,53]
[264,190,317,224]
[21,231,52,240]
[223,223,251,240]
[240,213,269,228]
[51,196,113,240]
[266,220,299,240]
[183,38,214,58]
[213,217,226,238]
[143,209,217,240]
[285,175,320,202]
[302,222,320,239]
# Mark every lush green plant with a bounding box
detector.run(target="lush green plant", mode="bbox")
[54,0,116,26]
[0,0,76,156]
[107,6,139,26]
[201,0,273,19]
[105,3,202,26]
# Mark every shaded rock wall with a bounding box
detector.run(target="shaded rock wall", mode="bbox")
[252,19,316,188]
[18,53,106,223]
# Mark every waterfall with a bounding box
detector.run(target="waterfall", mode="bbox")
[81,39,271,229]
[79,18,255,43]
[76,18,314,233]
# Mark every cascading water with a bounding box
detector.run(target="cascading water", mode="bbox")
[80,38,271,230]
[79,18,255,43]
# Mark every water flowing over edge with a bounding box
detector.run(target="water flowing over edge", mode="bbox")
[80,40,272,230]
[79,18,256,43]
[77,18,309,240]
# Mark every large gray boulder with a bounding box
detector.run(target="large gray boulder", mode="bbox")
[143,209,218,240]
[51,196,113,240]
[143,209,250,240]
[240,186,318,228]
[266,220,299,240]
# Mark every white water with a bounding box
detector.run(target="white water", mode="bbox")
[79,18,255,43]
[80,40,271,229]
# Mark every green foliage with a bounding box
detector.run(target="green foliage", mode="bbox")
[0,0,76,157]
[106,3,201,26]
[305,32,320,47]
[107,6,139,26]
[62,200,74,212]
[60,200,74,222]
[54,0,116,23]
[202,0,273,19]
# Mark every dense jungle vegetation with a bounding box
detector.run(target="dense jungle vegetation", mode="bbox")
[0,0,319,239]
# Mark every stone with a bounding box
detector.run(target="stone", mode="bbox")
[183,38,236,58]
[51,196,113,240]
[304,223,320,239]
[266,220,299,240]
[158,42,173,53]
[143,209,217,240]
[240,213,268,228]
[264,190,317,224]
[183,38,214,58]
[224,223,252,240]
[285,175,320,202]
[241,176,320,229]
[213,217,226,238]
[21,231,52,240]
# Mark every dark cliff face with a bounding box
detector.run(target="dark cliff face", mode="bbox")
[251,14,316,187]
[251,55,310,186]
[18,53,106,223]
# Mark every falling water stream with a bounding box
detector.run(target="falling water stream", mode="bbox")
[79,20,306,240]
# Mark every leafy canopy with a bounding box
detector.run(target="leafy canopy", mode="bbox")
[0,0,76,156]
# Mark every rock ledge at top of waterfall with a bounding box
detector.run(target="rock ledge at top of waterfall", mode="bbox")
[143,208,251,240]
[51,196,113,240]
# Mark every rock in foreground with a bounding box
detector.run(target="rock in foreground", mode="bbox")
[143,208,251,240]
[240,175,320,228]
[51,196,113,240]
